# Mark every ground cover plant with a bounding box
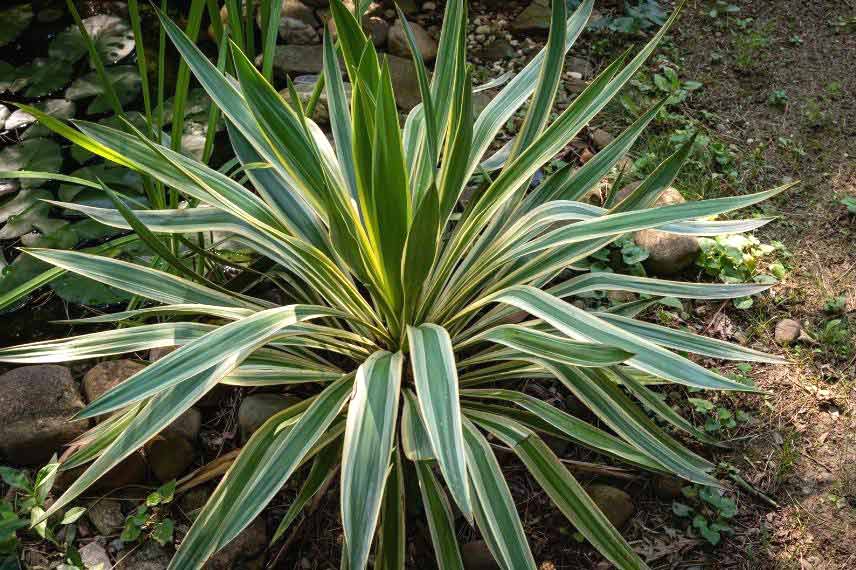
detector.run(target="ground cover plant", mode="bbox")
[0,1,796,568]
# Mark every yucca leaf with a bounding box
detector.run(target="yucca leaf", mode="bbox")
[414,461,465,570]
[467,286,758,392]
[39,349,253,524]
[597,312,785,363]
[547,363,718,485]
[469,410,648,570]
[551,272,775,300]
[341,351,403,570]
[227,121,330,252]
[270,440,341,545]
[402,184,440,321]
[0,322,213,363]
[462,418,536,570]
[460,390,661,471]
[171,375,353,569]
[607,367,721,446]
[20,248,253,309]
[401,390,435,462]
[509,0,571,159]
[407,324,472,521]
[79,305,342,419]
[462,324,633,367]
[375,447,406,570]
[322,30,357,198]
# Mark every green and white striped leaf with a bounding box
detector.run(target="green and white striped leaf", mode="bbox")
[462,324,633,368]
[270,440,341,545]
[171,375,353,569]
[40,350,252,524]
[22,248,253,309]
[414,461,464,570]
[596,312,785,363]
[469,410,648,570]
[401,389,435,462]
[462,418,536,570]
[0,322,213,364]
[460,389,661,470]
[341,351,403,570]
[375,447,406,570]
[468,286,759,392]
[546,363,718,485]
[79,305,342,418]
[407,324,471,520]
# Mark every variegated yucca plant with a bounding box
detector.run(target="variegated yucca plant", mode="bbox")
[0,0,790,568]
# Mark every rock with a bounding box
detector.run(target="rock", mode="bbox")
[203,517,267,569]
[267,44,325,76]
[512,0,551,33]
[475,24,491,35]
[388,19,437,61]
[80,541,112,570]
[775,319,802,345]
[567,57,593,79]
[147,436,195,483]
[239,393,301,442]
[623,187,699,276]
[303,0,329,7]
[87,498,125,535]
[461,540,499,570]
[474,37,515,61]
[162,407,202,444]
[422,1,436,11]
[280,0,318,26]
[0,365,88,465]
[363,16,389,47]
[590,128,614,150]
[652,475,684,500]
[387,54,423,110]
[58,451,148,492]
[587,484,635,529]
[279,17,319,44]
[635,229,699,276]
[114,540,170,570]
[82,359,147,403]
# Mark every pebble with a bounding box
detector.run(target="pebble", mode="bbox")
[774,318,801,345]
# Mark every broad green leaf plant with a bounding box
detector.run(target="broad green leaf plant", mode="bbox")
[1,1,790,568]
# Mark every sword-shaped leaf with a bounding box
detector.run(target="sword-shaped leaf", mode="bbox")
[341,351,403,570]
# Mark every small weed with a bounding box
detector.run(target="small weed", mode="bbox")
[767,89,788,108]
[696,235,791,308]
[813,318,853,360]
[733,22,771,69]
[822,295,847,315]
[590,0,666,35]
[788,34,803,45]
[0,461,88,568]
[708,1,740,19]
[672,485,738,545]
[777,136,806,159]
[120,480,177,547]
[841,196,856,215]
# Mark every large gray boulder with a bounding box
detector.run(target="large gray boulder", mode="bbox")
[0,365,88,465]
